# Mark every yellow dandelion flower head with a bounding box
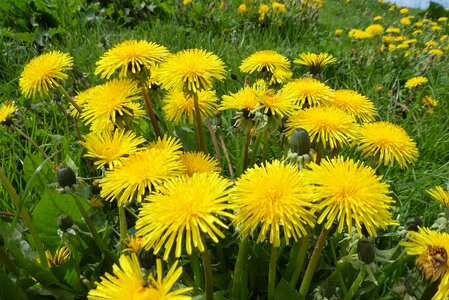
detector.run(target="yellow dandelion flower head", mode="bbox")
[230,160,316,247]
[44,246,71,268]
[441,35,449,41]
[19,51,73,98]
[95,40,169,79]
[147,135,183,153]
[0,102,17,124]
[285,106,358,149]
[258,3,270,15]
[365,24,384,36]
[136,173,233,259]
[404,39,417,45]
[394,35,406,42]
[433,25,443,31]
[183,0,192,5]
[258,86,298,117]
[331,89,377,123]
[348,29,372,39]
[163,90,217,125]
[270,67,293,84]
[335,29,343,37]
[386,27,401,34]
[180,152,220,177]
[373,15,382,21]
[422,95,439,107]
[282,77,334,108]
[303,156,398,237]
[220,85,260,112]
[240,50,291,81]
[272,1,286,14]
[356,121,418,169]
[427,186,449,208]
[70,86,100,117]
[80,79,144,133]
[158,48,226,93]
[238,4,247,14]
[400,17,412,25]
[100,145,185,206]
[294,52,336,74]
[412,29,423,35]
[123,235,143,254]
[81,129,146,170]
[439,17,448,22]
[414,21,424,27]
[399,8,409,14]
[404,76,428,89]
[401,227,449,284]
[382,35,394,46]
[429,49,444,57]
[146,63,161,89]
[426,40,438,47]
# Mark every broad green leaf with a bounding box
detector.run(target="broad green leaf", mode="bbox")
[274,278,301,300]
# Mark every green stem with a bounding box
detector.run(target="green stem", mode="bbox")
[60,86,82,114]
[263,127,269,161]
[193,93,207,153]
[191,251,203,292]
[201,247,214,300]
[250,133,262,166]
[330,236,347,297]
[118,205,127,252]
[232,235,249,300]
[268,245,278,300]
[243,125,253,171]
[72,195,116,262]
[141,87,162,138]
[344,268,365,300]
[289,236,310,287]
[299,226,330,297]
[218,130,234,178]
[205,117,222,163]
[0,168,47,267]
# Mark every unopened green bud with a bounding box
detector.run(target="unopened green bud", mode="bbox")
[56,165,77,188]
[289,128,311,156]
[358,238,376,264]
[57,214,73,231]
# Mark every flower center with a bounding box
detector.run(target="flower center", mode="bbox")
[417,245,448,282]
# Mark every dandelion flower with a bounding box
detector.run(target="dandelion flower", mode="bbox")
[43,246,71,268]
[95,40,169,79]
[238,4,247,14]
[230,160,316,247]
[302,156,398,237]
[429,49,444,57]
[100,143,184,206]
[71,86,100,117]
[88,253,191,300]
[240,50,291,84]
[180,152,220,177]
[348,29,372,39]
[331,89,377,123]
[294,52,336,74]
[335,29,343,37]
[136,173,233,259]
[158,49,226,93]
[258,85,298,117]
[81,129,146,170]
[272,1,286,14]
[123,235,143,254]
[0,102,17,124]
[422,95,439,109]
[399,8,409,14]
[356,121,418,169]
[365,24,384,36]
[401,227,449,295]
[282,78,334,108]
[428,186,449,208]
[220,85,260,112]
[405,76,428,89]
[386,27,401,34]
[163,90,217,125]
[81,79,144,133]
[19,51,73,98]
[285,106,358,149]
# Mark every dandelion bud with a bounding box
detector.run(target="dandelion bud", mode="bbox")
[56,165,77,188]
[289,128,311,156]
[57,214,74,232]
[358,238,376,264]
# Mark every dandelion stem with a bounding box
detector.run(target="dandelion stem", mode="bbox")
[344,268,365,300]
[141,87,162,138]
[268,245,278,300]
[218,130,234,178]
[205,117,221,163]
[72,195,117,262]
[0,168,47,268]
[191,251,203,291]
[201,247,214,300]
[118,205,127,252]
[263,127,269,161]
[243,125,253,171]
[60,86,82,114]
[299,226,330,297]
[193,92,207,153]
[232,235,249,300]
[289,236,310,287]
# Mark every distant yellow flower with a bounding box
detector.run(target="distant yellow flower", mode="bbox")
[80,79,144,133]
[414,21,424,27]
[439,17,448,22]
[426,41,438,47]
[440,35,448,42]
[285,106,358,149]
[413,29,423,35]
[43,246,71,268]
[19,51,73,98]
[335,29,343,37]
[302,156,398,237]
[136,173,233,259]
[348,29,372,39]
[400,17,412,25]
[81,129,146,170]
[433,25,443,31]
[401,227,449,292]
[422,95,439,108]
[282,77,334,108]
[404,39,417,44]
[429,49,444,57]
[240,50,291,84]
[428,186,449,207]
[220,85,260,112]
[294,52,336,74]
[272,1,286,14]
[331,89,377,123]
[399,8,409,14]
[386,27,401,34]
[230,160,316,247]
[365,24,384,36]
[183,0,192,5]
[163,90,217,125]
[100,139,184,205]
[373,16,382,21]
[258,3,270,20]
[158,49,226,93]
[0,102,17,124]
[404,76,428,89]
[356,121,418,169]
[88,253,191,300]
[180,152,220,177]
[95,40,169,79]
[382,35,394,46]
[238,4,247,14]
